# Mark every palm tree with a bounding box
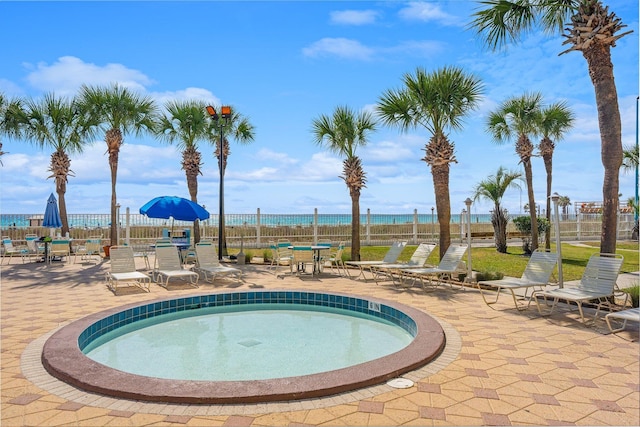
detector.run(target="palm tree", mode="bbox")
[487,93,543,252]
[206,106,255,256]
[311,106,377,261]
[0,92,23,166]
[473,167,522,253]
[469,0,633,255]
[377,66,484,259]
[20,93,90,236]
[77,84,157,248]
[538,101,575,250]
[622,144,639,239]
[558,195,572,219]
[156,100,211,244]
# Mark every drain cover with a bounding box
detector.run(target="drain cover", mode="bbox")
[237,339,262,347]
[386,378,414,389]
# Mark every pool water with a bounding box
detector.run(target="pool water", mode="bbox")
[84,304,413,381]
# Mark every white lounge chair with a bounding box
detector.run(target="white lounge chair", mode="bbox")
[155,245,199,288]
[194,242,242,283]
[345,241,407,280]
[399,244,468,290]
[605,307,640,334]
[370,243,436,285]
[532,253,624,324]
[106,246,151,294]
[477,249,558,310]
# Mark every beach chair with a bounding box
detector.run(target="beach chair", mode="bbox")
[345,241,407,280]
[399,244,468,290]
[155,245,199,288]
[532,253,624,324]
[605,307,640,334]
[2,236,29,264]
[105,246,152,294]
[477,249,558,310]
[370,243,437,285]
[194,242,242,283]
[74,236,102,264]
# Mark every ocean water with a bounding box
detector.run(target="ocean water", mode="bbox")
[1,212,493,228]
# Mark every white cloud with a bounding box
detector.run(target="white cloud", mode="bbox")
[24,56,154,96]
[398,2,461,26]
[330,10,379,25]
[302,38,374,60]
[253,148,299,166]
[362,140,415,163]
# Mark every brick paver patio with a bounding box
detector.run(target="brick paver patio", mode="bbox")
[1,255,638,426]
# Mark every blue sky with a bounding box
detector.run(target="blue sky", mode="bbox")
[1,1,638,217]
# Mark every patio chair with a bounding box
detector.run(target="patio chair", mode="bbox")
[477,249,558,310]
[105,246,152,294]
[292,243,314,275]
[370,243,437,285]
[194,242,242,283]
[399,244,468,290]
[48,238,72,264]
[323,242,347,276]
[155,245,199,288]
[74,236,102,264]
[345,241,407,280]
[532,253,624,324]
[269,240,293,275]
[25,234,44,262]
[2,236,29,264]
[605,307,640,334]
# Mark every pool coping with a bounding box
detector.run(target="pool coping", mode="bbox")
[41,290,447,404]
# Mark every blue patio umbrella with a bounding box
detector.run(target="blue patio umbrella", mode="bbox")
[139,196,210,222]
[43,193,62,229]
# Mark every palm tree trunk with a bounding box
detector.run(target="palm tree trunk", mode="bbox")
[492,204,508,253]
[109,151,118,247]
[523,159,538,251]
[56,179,69,237]
[186,172,200,244]
[350,191,361,262]
[432,164,451,260]
[543,153,552,250]
[583,44,622,255]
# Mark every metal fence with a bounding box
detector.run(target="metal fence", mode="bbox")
[1,208,636,249]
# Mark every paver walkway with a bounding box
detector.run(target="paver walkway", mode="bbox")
[1,256,638,426]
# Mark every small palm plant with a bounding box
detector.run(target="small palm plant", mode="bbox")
[473,167,522,253]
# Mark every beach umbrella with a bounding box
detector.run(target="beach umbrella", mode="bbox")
[140,196,210,233]
[43,193,62,232]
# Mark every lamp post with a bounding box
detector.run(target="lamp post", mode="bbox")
[464,198,473,283]
[206,105,232,261]
[431,206,435,240]
[551,192,564,288]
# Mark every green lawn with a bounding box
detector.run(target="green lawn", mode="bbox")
[348,241,639,282]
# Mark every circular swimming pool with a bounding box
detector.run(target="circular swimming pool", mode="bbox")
[42,290,445,403]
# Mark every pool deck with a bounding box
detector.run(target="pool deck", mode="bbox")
[1,255,638,426]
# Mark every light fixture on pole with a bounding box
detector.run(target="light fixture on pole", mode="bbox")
[206,105,232,261]
[551,192,564,288]
[464,198,473,283]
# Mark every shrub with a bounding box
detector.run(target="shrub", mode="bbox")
[475,271,504,281]
[512,215,551,254]
[621,285,639,308]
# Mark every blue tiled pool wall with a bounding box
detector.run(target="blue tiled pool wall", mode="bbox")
[78,291,418,351]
